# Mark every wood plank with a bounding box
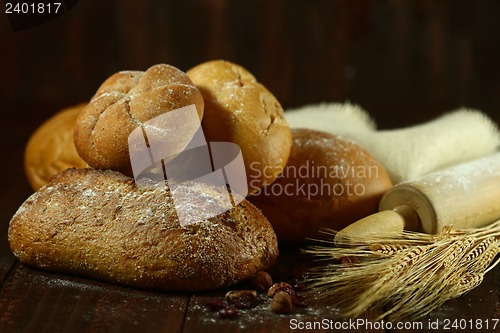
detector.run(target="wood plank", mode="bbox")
[1,261,497,333]
[0,220,16,287]
[183,293,384,333]
[182,246,384,333]
[0,264,189,333]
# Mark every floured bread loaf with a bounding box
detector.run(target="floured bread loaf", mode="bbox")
[8,168,278,291]
[74,64,204,176]
[187,60,292,194]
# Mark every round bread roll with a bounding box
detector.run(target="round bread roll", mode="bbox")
[24,104,88,191]
[187,60,292,194]
[9,168,278,291]
[74,64,204,176]
[249,129,393,243]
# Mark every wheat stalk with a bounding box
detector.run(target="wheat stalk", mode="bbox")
[303,219,500,321]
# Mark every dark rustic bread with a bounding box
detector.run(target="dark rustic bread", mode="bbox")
[249,129,393,243]
[8,168,278,291]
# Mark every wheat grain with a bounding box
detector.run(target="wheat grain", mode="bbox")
[463,237,496,262]
[369,243,410,255]
[387,245,430,278]
[439,236,476,271]
[472,242,500,273]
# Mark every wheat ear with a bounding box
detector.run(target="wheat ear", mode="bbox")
[303,219,500,321]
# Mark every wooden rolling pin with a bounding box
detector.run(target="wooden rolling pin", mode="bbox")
[334,152,500,245]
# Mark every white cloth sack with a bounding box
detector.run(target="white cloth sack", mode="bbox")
[285,102,500,183]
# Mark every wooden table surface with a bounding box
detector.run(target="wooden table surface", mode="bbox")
[0,108,498,333]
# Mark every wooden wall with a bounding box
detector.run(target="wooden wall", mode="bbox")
[1,0,499,128]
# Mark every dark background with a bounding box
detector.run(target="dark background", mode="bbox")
[1,0,499,126]
[0,0,499,212]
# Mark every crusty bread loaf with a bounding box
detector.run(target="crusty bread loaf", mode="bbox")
[187,60,292,194]
[74,64,204,176]
[249,129,393,243]
[8,168,278,291]
[24,104,88,191]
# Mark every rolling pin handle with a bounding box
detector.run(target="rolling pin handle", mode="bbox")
[333,205,421,247]
[393,205,420,231]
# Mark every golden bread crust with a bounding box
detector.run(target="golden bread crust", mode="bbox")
[9,168,278,291]
[74,64,204,175]
[24,104,88,191]
[187,60,292,194]
[250,129,393,243]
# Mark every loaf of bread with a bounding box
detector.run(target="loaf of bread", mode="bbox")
[8,168,278,291]
[249,129,393,243]
[24,104,88,191]
[74,64,204,176]
[187,60,292,194]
